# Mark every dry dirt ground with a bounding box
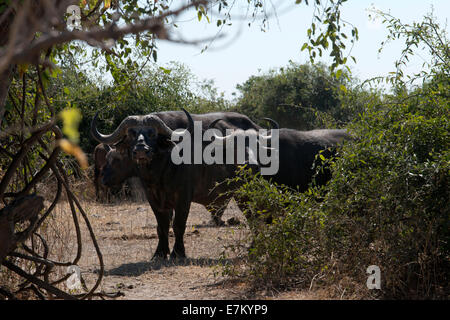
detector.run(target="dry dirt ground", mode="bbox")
[46,198,326,300]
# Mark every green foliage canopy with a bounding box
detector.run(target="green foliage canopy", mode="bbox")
[234,62,364,130]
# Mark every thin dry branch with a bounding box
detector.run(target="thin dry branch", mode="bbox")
[0,194,44,263]
[1,96,112,300]
[0,0,208,74]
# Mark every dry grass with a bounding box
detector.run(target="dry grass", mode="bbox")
[78,199,251,299]
[6,195,331,300]
[76,198,352,300]
[2,171,339,299]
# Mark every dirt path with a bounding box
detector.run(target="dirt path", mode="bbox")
[57,200,319,300]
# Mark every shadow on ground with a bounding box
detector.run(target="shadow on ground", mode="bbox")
[104,257,235,277]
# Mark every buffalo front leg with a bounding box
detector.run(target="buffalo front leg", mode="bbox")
[152,210,172,260]
[170,202,191,261]
[95,181,100,202]
[94,167,101,202]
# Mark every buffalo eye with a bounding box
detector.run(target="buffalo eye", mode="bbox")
[127,128,137,137]
[157,135,175,150]
[145,128,156,137]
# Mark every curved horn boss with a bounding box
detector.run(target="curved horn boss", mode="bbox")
[90,112,141,144]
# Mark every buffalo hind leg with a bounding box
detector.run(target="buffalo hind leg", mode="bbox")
[206,196,231,227]
[210,207,225,226]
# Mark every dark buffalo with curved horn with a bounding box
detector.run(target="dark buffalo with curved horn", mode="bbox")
[90,110,268,260]
[272,127,351,191]
[211,117,351,215]
[90,110,263,146]
[211,118,351,191]
[210,119,352,225]
[91,110,262,225]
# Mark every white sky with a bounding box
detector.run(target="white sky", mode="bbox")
[153,0,449,99]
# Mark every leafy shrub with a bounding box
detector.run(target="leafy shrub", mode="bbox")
[233,62,366,130]
[224,83,449,298]
[222,10,449,299]
[226,167,328,288]
[322,85,449,298]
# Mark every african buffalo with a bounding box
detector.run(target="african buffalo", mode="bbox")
[93,143,112,202]
[209,119,351,223]
[90,110,269,260]
[269,128,351,191]
[210,118,351,191]
[91,110,261,225]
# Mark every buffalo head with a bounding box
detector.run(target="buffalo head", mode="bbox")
[100,148,134,187]
[91,109,193,164]
[207,117,279,168]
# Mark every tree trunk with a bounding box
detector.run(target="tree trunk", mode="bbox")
[0,64,12,128]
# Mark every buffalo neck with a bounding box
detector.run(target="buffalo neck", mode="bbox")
[135,151,177,187]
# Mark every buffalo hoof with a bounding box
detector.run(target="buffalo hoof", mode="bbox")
[169,250,186,263]
[151,253,168,262]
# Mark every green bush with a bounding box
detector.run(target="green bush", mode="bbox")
[226,167,328,288]
[222,10,449,299]
[322,85,449,298]
[225,83,449,298]
[48,62,229,155]
[233,62,366,130]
